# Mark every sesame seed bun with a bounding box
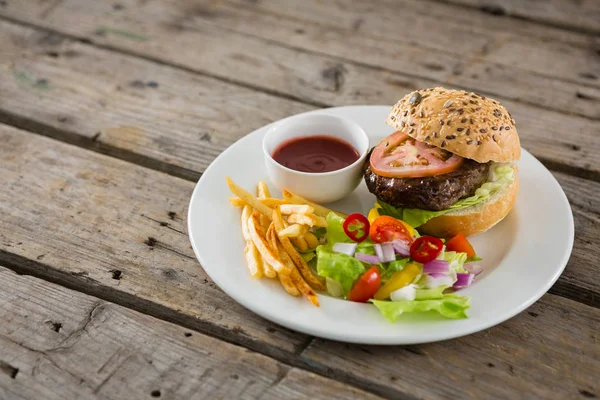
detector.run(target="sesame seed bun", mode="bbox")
[418,166,519,238]
[385,87,521,163]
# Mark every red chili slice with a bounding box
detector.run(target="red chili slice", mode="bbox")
[343,213,370,242]
[410,236,444,263]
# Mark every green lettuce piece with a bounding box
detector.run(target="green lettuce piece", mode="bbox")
[316,244,365,296]
[301,251,316,263]
[414,285,448,300]
[325,212,352,244]
[381,258,409,281]
[443,251,468,274]
[371,295,471,321]
[467,255,483,262]
[378,165,515,227]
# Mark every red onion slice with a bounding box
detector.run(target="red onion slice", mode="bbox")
[380,242,396,263]
[453,273,474,288]
[391,239,410,257]
[355,252,380,265]
[332,242,357,257]
[423,260,450,274]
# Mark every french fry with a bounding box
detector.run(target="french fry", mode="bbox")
[276,242,317,305]
[304,231,319,249]
[241,205,252,240]
[228,197,286,208]
[282,189,347,219]
[244,240,264,278]
[280,204,314,215]
[278,272,301,296]
[229,197,246,207]
[257,181,271,198]
[227,177,273,218]
[287,213,328,228]
[291,235,309,252]
[272,207,325,291]
[278,224,309,238]
[249,213,291,275]
[261,225,277,278]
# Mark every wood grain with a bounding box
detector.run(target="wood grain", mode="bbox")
[0,123,310,360]
[301,294,600,399]
[3,0,599,121]
[1,20,600,182]
[0,266,383,400]
[439,0,600,34]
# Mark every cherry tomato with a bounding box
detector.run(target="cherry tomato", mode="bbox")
[370,131,463,178]
[410,236,444,263]
[445,233,476,258]
[348,266,381,303]
[369,216,414,244]
[343,213,370,242]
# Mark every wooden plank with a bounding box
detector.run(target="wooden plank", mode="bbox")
[0,20,312,181]
[440,0,600,34]
[301,294,600,399]
[3,0,599,121]
[0,266,384,400]
[0,124,310,360]
[1,20,600,182]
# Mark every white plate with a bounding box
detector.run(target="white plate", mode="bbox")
[188,106,574,345]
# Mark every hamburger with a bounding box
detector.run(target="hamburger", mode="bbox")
[364,87,520,237]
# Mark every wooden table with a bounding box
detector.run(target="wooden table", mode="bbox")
[0,1,598,398]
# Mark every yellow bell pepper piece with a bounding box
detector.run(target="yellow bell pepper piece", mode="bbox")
[367,203,382,224]
[374,263,421,300]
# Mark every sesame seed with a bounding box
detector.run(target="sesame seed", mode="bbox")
[447,120,451,126]
[400,121,405,128]
[424,135,430,141]
[403,111,408,117]
[475,107,481,111]
[505,126,511,130]
[466,128,470,135]
[457,127,464,132]
[409,128,414,133]
[458,108,464,113]
[492,126,498,130]
[410,122,415,126]
[433,132,439,137]
[461,118,467,123]
[477,140,482,145]
[483,117,489,122]
[466,139,473,144]
[411,108,415,114]
[446,135,456,139]
[462,101,468,106]
[493,135,498,142]
[441,140,447,147]
[449,108,456,112]
[443,100,453,108]
[440,120,444,126]
[470,118,474,124]
[419,112,424,118]
[480,128,487,133]
[499,126,504,131]
[469,100,477,104]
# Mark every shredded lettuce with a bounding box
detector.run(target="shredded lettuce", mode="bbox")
[371,294,471,321]
[378,164,515,227]
[324,212,353,244]
[444,251,468,274]
[381,258,409,281]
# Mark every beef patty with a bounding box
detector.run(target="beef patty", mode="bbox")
[363,156,490,211]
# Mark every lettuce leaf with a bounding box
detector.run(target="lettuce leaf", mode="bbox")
[444,251,468,274]
[371,294,471,321]
[325,212,353,244]
[381,258,409,281]
[378,164,515,227]
[316,244,365,296]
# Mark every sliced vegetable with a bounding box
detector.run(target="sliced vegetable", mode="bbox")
[410,236,444,263]
[374,262,420,300]
[316,245,365,295]
[454,273,474,288]
[380,242,396,263]
[445,233,476,258]
[332,242,357,256]
[343,213,370,243]
[424,273,454,288]
[370,131,464,178]
[355,252,380,265]
[390,284,417,301]
[367,203,381,224]
[348,266,381,303]
[422,259,450,274]
[369,216,414,244]
[464,262,483,276]
[326,277,343,297]
[391,239,410,257]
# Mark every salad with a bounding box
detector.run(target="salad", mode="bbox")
[311,208,482,321]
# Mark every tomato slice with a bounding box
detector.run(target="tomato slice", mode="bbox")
[445,233,476,258]
[348,266,381,303]
[343,213,370,242]
[370,131,463,178]
[410,236,444,263]
[369,216,414,244]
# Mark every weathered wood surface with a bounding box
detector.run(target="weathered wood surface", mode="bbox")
[1,124,599,398]
[301,294,600,400]
[2,0,599,121]
[0,123,310,360]
[441,0,600,34]
[0,266,382,400]
[1,19,600,183]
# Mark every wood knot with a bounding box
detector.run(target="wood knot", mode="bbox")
[321,64,347,92]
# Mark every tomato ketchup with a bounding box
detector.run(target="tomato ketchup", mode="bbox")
[272,135,360,173]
